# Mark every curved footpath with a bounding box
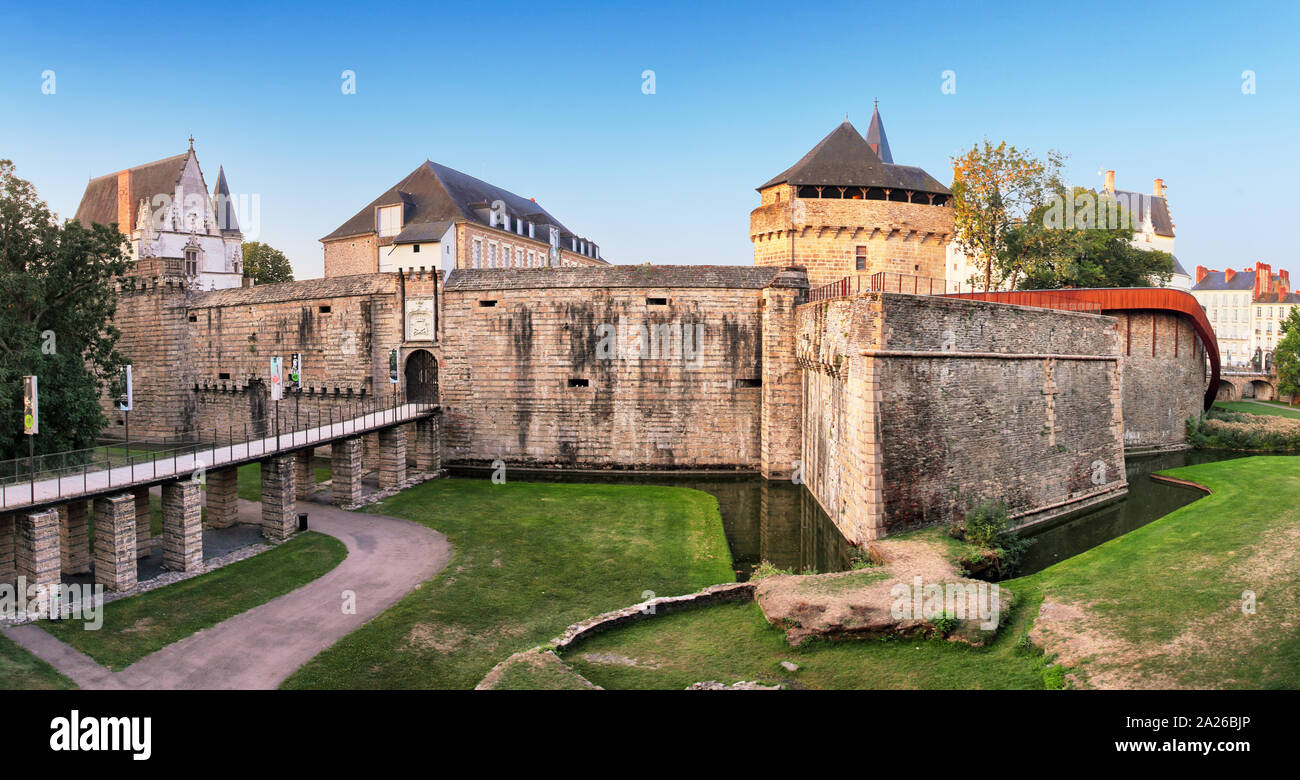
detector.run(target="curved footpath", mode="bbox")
[1,498,450,690]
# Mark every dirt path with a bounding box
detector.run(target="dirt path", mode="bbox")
[2,498,450,690]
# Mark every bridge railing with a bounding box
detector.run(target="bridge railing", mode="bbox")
[0,390,437,510]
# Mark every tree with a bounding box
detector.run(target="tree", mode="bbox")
[1274,307,1300,405]
[1000,187,1174,290]
[242,241,294,284]
[951,140,1064,290]
[0,159,131,460]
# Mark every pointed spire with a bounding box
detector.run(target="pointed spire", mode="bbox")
[188,134,195,151]
[865,102,893,164]
[213,165,240,234]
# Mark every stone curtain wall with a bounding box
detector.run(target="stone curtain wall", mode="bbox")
[322,234,379,277]
[440,267,797,470]
[751,189,954,289]
[796,293,1127,543]
[103,278,198,440]
[1110,311,1208,452]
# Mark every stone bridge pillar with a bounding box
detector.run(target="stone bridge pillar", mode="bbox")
[162,481,204,572]
[415,417,441,472]
[379,426,407,490]
[94,493,137,591]
[133,487,152,559]
[59,501,91,575]
[0,513,14,588]
[16,509,60,609]
[261,454,297,541]
[206,468,239,528]
[332,436,363,507]
[294,449,315,500]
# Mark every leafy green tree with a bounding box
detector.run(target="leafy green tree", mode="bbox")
[242,241,294,284]
[1274,307,1300,405]
[1000,186,1174,290]
[0,159,131,460]
[951,140,1064,290]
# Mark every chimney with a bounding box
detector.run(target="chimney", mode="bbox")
[1104,170,1115,193]
[1153,178,1165,198]
[115,170,134,233]
[1225,268,1236,284]
[1196,265,1210,284]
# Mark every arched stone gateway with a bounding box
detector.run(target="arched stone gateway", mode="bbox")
[1216,382,1238,401]
[1250,379,1275,401]
[405,349,438,404]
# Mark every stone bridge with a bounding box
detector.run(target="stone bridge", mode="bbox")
[0,399,440,602]
[1217,371,1283,402]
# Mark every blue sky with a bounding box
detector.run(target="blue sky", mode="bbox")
[1,0,1296,280]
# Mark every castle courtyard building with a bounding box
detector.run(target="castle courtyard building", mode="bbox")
[320,161,608,277]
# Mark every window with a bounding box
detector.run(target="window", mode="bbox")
[568,378,589,388]
[412,244,420,253]
[472,238,482,268]
[478,300,497,308]
[855,246,867,271]
[319,305,332,314]
[737,378,762,388]
[646,297,668,306]
[184,247,199,276]
[528,251,535,267]
[219,372,230,380]
[377,205,402,237]
[488,243,498,268]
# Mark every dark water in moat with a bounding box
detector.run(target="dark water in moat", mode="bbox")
[452,449,1273,582]
[1012,448,1252,577]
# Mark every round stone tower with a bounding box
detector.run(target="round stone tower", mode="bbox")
[750,106,954,290]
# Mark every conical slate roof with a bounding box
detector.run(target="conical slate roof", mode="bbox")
[758,120,949,194]
[213,165,240,233]
[865,104,893,163]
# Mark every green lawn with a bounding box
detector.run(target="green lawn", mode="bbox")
[1214,400,1300,419]
[558,455,1300,690]
[0,633,77,690]
[42,531,346,670]
[281,479,734,689]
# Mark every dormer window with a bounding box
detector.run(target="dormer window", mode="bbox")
[528,222,535,239]
[377,205,403,238]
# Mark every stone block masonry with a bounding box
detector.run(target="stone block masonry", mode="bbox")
[206,468,239,528]
[295,449,315,500]
[16,509,61,597]
[261,455,297,541]
[95,494,137,591]
[332,436,363,507]
[134,487,151,559]
[415,416,441,471]
[60,501,91,575]
[797,293,1127,542]
[0,513,14,587]
[162,481,204,573]
[379,426,407,489]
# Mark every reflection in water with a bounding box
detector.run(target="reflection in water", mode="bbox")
[446,467,852,580]
[1015,449,1249,577]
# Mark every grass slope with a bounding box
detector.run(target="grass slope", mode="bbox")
[1214,401,1300,419]
[282,478,734,689]
[561,456,1300,689]
[42,531,346,670]
[0,633,77,690]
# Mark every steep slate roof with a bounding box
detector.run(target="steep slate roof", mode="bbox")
[1255,291,1300,304]
[1192,270,1257,291]
[445,265,789,291]
[320,161,574,243]
[864,105,893,164]
[1172,256,1189,278]
[758,121,949,194]
[74,151,190,229]
[1112,189,1174,237]
[190,274,398,308]
[213,166,240,233]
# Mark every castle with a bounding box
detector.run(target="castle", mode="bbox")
[75,114,1214,543]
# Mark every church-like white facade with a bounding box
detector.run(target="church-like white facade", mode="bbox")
[74,141,246,290]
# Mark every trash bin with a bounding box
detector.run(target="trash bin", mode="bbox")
[298,512,309,532]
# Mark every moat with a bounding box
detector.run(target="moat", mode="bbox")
[453,448,1269,581]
